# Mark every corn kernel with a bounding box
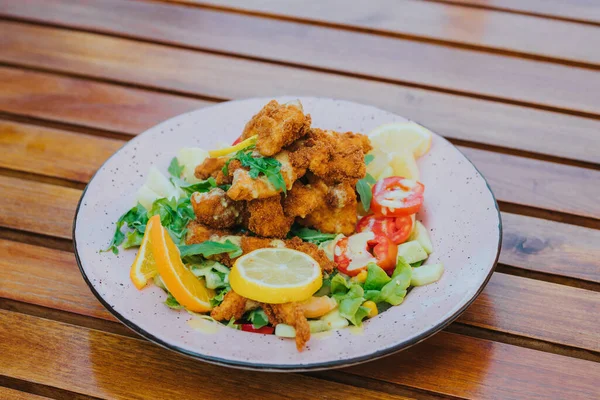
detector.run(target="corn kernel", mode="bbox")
[362,300,378,318]
[352,270,368,283]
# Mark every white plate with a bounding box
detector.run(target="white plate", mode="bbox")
[73,97,501,371]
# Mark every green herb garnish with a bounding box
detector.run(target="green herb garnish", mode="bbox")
[289,225,337,245]
[165,293,183,309]
[225,150,286,193]
[178,239,242,259]
[364,154,375,165]
[103,203,148,254]
[247,309,269,329]
[356,172,376,212]
[168,157,184,178]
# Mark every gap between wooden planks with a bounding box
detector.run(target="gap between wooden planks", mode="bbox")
[1,11,600,119]
[436,0,600,26]
[1,238,598,357]
[0,309,598,400]
[160,0,600,68]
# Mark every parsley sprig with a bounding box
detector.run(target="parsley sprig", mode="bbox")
[224,149,287,193]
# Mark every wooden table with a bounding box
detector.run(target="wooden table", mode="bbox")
[1,1,599,398]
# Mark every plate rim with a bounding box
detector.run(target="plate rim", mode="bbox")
[72,97,502,372]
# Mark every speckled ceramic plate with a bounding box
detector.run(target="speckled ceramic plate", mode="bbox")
[73,97,501,371]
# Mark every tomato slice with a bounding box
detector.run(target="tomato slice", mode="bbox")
[356,214,413,245]
[371,177,424,217]
[240,324,274,334]
[231,135,243,145]
[367,235,397,273]
[334,232,397,276]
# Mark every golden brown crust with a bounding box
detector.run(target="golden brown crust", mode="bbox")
[210,291,247,321]
[246,196,294,238]
[241,100,312,157]
[191,188,243,229]
[282,180,327,218]
[262,302,311,351]
[300,181,358,236]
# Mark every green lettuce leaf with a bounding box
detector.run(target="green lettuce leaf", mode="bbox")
[168,157,184,178]
[288,225,337,245]
[363,263,391,291]
[248,309,269,329]
[330,273,351,294]
[165,293,183,310]
[179,240,241,259]
[365,258,413,306]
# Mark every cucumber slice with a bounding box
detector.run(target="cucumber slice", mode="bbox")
[136,184,160,210]
[308,320,328,333]
[397,240,428,264]
[408,221,433,254]
[411,263,444,286]
[275,323,296,338]
[321,309,350,330]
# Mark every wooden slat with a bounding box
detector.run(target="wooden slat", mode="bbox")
[177,0,600,66]
[460,146,600,219]
[1,40,599,166]
[0,176,79,240]
[458,273,600,351]
[0,66,207,135]
[2,310,597,400]
[345,330,600,400]
[2,238,598,353]
[443,0,600,24]
[0,121,122,183]
[0,240,114,321]
[0,387,51,400]
[0,310,412,400]
[500,213,600,283]
[1,12,600,117]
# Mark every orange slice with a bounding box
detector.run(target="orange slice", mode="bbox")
[129,215,159,289]
[149,216,215,312]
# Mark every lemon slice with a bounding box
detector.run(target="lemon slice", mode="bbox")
[150,216,215,312]
[368,122,432,158]
[389,150,420,180]
[129,215,159,289]
[229,248,322,304]
[209,135,257,158]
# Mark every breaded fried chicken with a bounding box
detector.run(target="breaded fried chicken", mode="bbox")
[191,188,243,229]
[210,291,247,321]
[241,100,312,157]
[300,181,358,236]
[246,196,294,238]
[240,236,334,273]
[262,302,311,351]
[185,221,237,267]
[226,150,303,201]
[289,129,371,185]
[194,157,230,185]
[282,180,327,218]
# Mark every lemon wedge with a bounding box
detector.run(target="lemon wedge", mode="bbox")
[208,135,257,158]
[150,216,214,312]
[229,248,322,304]
[129,215,159,289]
[368,122,432,158]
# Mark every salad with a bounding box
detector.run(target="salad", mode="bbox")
[105,100,443,351]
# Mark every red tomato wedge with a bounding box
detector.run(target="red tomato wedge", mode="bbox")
[240,324,274,334]
[371,177,424,217]
[334,232,397,276]
[232,135,243,145]
[356,214,413,245]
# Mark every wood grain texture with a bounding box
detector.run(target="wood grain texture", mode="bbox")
[0,176,79,239]
[2,31,600,165]
[345,329,600,400]
[0,66,208,135]
[1,12,600,116]
[2,238,598,353]
[500,213,600,283]
[177,0,600,66]
[2,309,598,400]
[0,387,51,400]
[0,240,114,321]
[442,0,600,24]
[460,146,600,219]
[0,121,123,183]
[0,310,411,400]
[458,273,600,351]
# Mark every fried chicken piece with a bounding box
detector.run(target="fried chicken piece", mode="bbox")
[289,129,370,185]
[240,236,335,274]
[226,150,303,201]
[241,100,312,157]
[282,180,327,218]
[246,195,294,238]
[262,302,311,351]
[300,181,358,236]
[210,291,247,321]
[185,221,238,267]
[191,188,243,229]
[194,157,231,185]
